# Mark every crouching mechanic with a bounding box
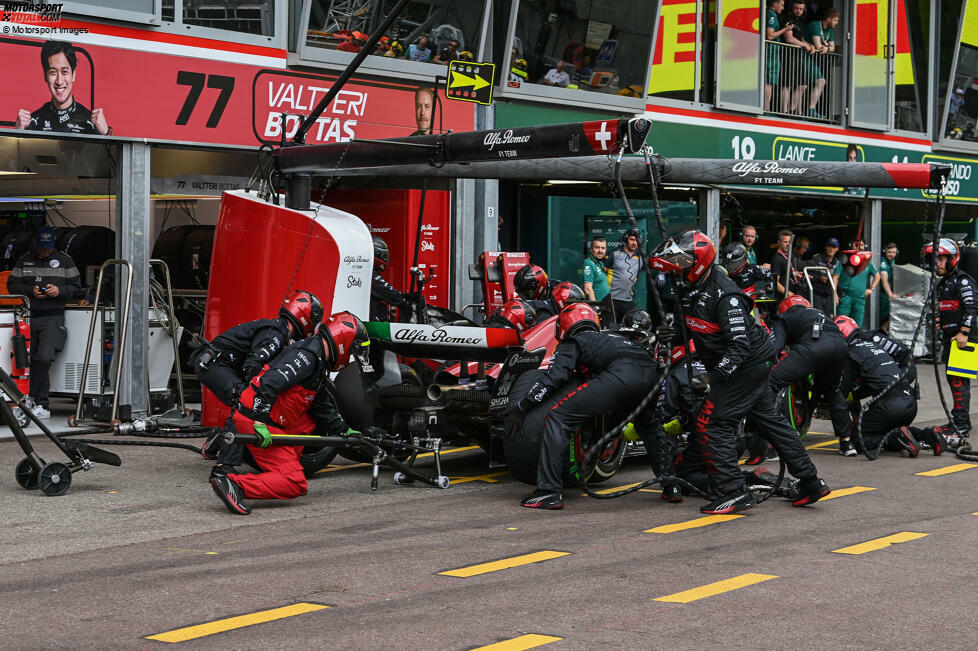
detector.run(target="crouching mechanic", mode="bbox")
[833,315,942,457]
[504,304,661,509]
[650,230,830,514]
[768,295,852,454]
[210,312,371,515]
[195,290,323,407]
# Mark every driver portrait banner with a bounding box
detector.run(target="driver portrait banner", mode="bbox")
[0,36,474,147]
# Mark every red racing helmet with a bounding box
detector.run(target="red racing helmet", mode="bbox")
[649,230,716,288]
[555,303,600,341]
[922,237,960,273]
[280,290,325,337]
[777,294,811,316]
[551,281,586,310]
[487,298,536,333]
[514,264,549,300]
[834,315,859,341]
[317,311,371,370]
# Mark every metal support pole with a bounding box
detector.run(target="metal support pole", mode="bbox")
[698,187,721,244]
[286,174,311,211]
[116,142,151,416]
[868,198,883,329]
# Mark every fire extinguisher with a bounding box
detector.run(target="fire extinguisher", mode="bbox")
[11,316,29,396]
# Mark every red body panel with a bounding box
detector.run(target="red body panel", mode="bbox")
[324,189,452,309]
[202,191,370,426]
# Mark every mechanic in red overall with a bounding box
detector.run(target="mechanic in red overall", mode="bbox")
[210,311,371,515]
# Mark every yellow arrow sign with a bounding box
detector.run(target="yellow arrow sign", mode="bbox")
[450,69,490,91]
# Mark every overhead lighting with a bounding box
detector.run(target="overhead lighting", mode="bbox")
[545,179,601,185]
[0,170,38,175]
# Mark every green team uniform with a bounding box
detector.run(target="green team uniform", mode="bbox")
[766,9,783,85]
[803,20,834,79]
[879,257,894,319]
[836,260,877,327]
[581,255,611,301]
[746,247,757,265]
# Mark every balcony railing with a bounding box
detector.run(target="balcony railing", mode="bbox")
[764,41,842,124]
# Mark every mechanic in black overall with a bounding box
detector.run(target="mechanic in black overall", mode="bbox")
[916,238,977,450]
[514,263,562,320]
[503,304,660,510]
[833,315,942,457]
[767,295,852,454]
[197,290,322,463]
[649,230,830,514]
[720,242,774,302]
[195,290,323,407]
[370,236,415,322]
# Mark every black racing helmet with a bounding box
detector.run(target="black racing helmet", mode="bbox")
[619,309,652,342]
[513,264,549,300]
[372,236,390,271]
[720,242,749,276]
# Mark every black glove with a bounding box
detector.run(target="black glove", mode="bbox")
[654,325,676,345]
[241,362,261,381]
[503,405,525,439]
[690,373,711,396]
[250,394,272,419]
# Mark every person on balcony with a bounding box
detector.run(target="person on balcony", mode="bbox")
[782,1,817,114]
[765,0,792,111]
[803,8,839,119]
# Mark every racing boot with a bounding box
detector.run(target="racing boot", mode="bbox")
[210,474,251,515]
[744,435,770,466]
[911,426,946,456]
[892,426,919,458]
[744,467,799,500]
[700,489,755,515]
[927,424,969,451]
[209,463,235,480]
[837,438,858,457]
[521,489,564,510]
[792,476,831,506]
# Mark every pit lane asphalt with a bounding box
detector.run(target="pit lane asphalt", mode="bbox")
[2,372,977,649]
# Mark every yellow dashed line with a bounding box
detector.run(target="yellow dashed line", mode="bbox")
[146,603,329,643]
[819,486,876,501]
[439,551,570,578]
[832,531,929,555]
[654,573,778,603]
[471,634,563,650]
[448,471,509,484]
[805,440,839,450]
[645,514,744,534]
[915,463,978,477]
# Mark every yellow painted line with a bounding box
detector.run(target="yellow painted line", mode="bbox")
[832,531,929,555]
[645,514,744,534]
[439,551,570,578]
[654,573,778,603]
[915,463,978,477]
[471,634,563,650]
[583,483,660,496]
[146,603,329,643]
[819,486,876,501]
[806,431,834,436]
[447,471,509,484]
[806,440,838,450]
[317,445,480,473]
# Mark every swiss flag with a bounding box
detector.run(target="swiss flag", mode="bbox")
[582,120,618,154]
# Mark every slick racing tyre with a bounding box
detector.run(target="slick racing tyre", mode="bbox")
[779,379,812,437]
[502,371,614,485]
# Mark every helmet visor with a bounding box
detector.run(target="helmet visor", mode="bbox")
[649,239,694,273]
